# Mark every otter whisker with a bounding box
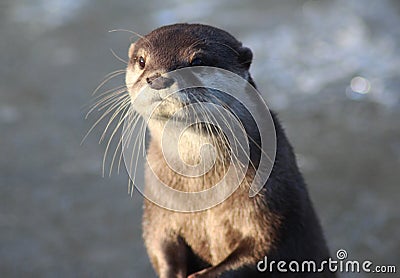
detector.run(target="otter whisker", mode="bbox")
[118,109,143,194]
[118,104,146,189]
[99,96,130,142]
[103,100,132,176]
[206,94,241,154]
[192,91,243,191]
[86,87,128,118]
[200,95,238,155]
[90,84,127,105]
[199,97,249,188]
[127,113,146,195]
[209,94,274,165]
[119,111,139,195]
[201,108,236,186]
[190,95,223,179]
[110,108,140,176]
[205,95,260,192]
[82,94,128,145]
[239,59,253,66]
[184,39,206,61]
[140,115,146,157]
[92,69,126,96]
[123,111,139,153]
[117,108,138,173]
[96,91,128,112]
[110,48,128,64]
[83,80,126,118]
[101,96,130,140]
[185,99,210,188]
[188,38,205,50]
[210,95,257,172]
[110,107,136,175]
[208,41,240,56]
[108,29,154,49]
[139,119,146,152]
[127,114,146,194]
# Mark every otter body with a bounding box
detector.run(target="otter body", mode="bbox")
[125,24,334,277]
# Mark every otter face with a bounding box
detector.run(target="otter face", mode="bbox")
[125,23,253,121]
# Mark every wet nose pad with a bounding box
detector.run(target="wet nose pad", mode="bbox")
[146,74,175,90]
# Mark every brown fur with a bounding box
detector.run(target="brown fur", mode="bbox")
[126,23,335,277]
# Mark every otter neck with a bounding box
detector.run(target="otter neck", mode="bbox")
[148,120,230,166]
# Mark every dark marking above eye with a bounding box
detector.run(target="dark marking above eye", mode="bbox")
[138,56,146,69]
[190,57,203,66]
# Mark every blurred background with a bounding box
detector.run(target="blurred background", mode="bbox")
[0,0,399,277]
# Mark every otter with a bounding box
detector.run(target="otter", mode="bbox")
[124,23,334,277]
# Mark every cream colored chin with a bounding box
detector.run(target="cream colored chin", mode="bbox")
[130,90,188,122]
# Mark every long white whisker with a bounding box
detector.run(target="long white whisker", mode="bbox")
[128,115,146,195]
[100,97,130,142]
[206,95,256,190]
[118,108,139,173]
[81,96,126,145]
[86,88,128,119]
[108,29,154,49]
[92,70,126,96]
[110,48,128,64]
[96,92,128,113]
[107,105,135,176]
[210,94,274,166]
[103,101,131,176]
[199,96,247,190]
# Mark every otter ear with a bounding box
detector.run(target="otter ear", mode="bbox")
[238,46,253,69]
[128,43,136,58]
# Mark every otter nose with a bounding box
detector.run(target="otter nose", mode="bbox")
[146,74,175,90]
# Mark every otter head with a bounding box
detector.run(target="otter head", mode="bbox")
[125,23,257,167]
[125,23,254,115]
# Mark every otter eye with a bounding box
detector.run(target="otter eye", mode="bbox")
[190,57,203,67]
[138,56,146,69]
